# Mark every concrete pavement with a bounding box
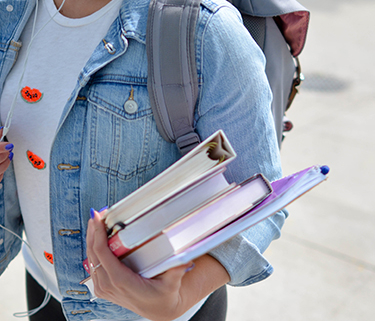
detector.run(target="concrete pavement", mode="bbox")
[227,0,375,319]
[1,0,374,320]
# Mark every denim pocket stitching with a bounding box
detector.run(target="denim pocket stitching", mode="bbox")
[89,104,161,181]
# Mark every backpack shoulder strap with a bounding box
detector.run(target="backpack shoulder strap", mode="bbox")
[147,0,201,155]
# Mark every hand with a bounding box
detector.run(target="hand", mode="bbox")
[86,209,230,321]
[0,128,13,182]
[86,209,193,320]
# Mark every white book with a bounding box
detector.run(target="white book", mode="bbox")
[102,130,236,231]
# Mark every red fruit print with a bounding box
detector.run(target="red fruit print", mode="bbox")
[20,86,43,103]
[26,150,46,170]
[44,251,54,264]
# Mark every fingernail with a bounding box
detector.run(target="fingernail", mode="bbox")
[5,143,14,151]
[185,263,195,273]
[99,206,108,212]
[8,152,14,161]
[90,208,95,219]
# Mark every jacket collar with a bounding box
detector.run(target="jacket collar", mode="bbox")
[2,0,150,46]
[118,0,149,44]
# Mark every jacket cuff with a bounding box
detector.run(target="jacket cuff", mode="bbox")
[208,234,274,286]
[208,209,287,286]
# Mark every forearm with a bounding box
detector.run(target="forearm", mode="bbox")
[179,254,230,310]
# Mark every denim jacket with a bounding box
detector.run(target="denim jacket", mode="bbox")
[0,0,286,319]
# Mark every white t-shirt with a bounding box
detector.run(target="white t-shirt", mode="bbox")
[0,1,207,320]
[0,0,123,302]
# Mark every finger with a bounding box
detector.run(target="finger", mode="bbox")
[0,147,13,166]
[90,210,142,285]
[97,206,108,219]
[90,256,113,299]
[86,207,113,277]
[0,144,13,164]
[90,210,124,270]
[88,210,123,274]
[86,219,100,270]
[0,142,13,151]
[88,210,137,299]
[0,157,11,174]
[86,206,107,251]
[86,215,113,298]
[0,153,9,164]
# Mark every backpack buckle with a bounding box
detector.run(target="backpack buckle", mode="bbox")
[286,57,304,111]
[176,132,201,155]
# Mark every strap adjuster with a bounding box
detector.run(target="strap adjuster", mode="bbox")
[176,132,201,155]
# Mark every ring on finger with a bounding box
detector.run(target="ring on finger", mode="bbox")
[90,262,102,274]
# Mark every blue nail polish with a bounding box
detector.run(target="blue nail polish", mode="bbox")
[8,152,14,161]
[99,206,108,212]
[90,208,95,219]
[5,143,13,151]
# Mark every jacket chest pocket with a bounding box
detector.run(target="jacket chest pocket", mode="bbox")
[87,80,162,181]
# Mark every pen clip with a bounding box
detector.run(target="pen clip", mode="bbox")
[79,275,91,285]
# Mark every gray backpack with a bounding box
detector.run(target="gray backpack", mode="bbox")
[146,0,310,154]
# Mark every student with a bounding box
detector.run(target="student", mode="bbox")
[0,0,286,320]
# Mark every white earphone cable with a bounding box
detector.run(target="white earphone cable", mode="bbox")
[1,0,67,141]
[0,0,67,317]
[0,222,51,318]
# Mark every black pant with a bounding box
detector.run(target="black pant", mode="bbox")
[26,271,66,321]
[26,271,227,321]
[190,285,227,321]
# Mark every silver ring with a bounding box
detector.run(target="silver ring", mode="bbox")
[90,262,102,274]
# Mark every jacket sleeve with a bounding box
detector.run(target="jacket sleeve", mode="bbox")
[195,1,288,286]
[0,163,23,276]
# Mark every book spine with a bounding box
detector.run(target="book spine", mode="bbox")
[108,233,131,257]
[83,258,90,273]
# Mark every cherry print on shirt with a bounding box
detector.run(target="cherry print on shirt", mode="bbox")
[26,150,46,170]
[20,86,43,103]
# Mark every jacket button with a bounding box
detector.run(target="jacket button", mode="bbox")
[6,5,14,12]
[124,100,138,114]
[0,239,4,245]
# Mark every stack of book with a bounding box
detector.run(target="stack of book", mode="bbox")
[82,130,329,283]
